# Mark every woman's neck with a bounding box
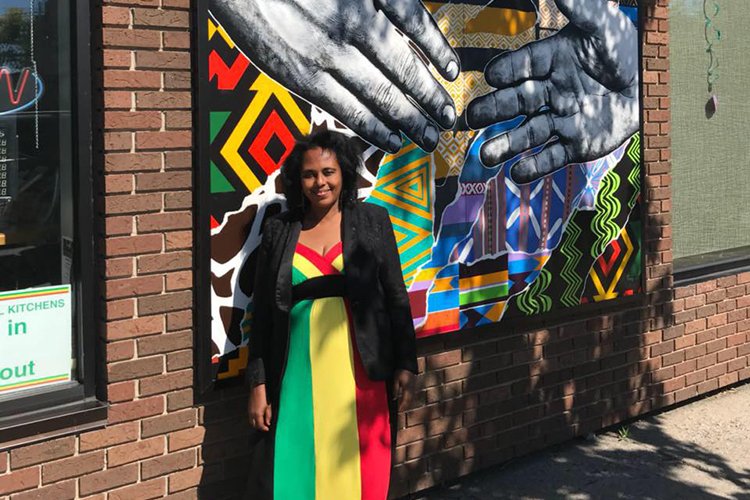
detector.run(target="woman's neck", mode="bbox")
[304,203,341,228]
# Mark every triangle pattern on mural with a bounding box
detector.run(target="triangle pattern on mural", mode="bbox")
[367,139,434,286]
[370,143,432,217]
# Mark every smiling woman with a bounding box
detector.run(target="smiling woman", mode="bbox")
[243,131,418,499]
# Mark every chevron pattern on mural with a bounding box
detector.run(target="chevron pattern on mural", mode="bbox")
[587,222,636,302]
[366,140,434,287]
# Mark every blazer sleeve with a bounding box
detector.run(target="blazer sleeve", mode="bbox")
[244,219,276,386]
[377,209,419,374]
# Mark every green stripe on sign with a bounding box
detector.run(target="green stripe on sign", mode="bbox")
[274,299,316,498]
[0,286,69,299]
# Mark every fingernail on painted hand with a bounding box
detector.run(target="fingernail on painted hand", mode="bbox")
[423,123,439,151]
[446,60,459,81]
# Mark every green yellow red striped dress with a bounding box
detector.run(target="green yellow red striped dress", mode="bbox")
[272,241,392,500]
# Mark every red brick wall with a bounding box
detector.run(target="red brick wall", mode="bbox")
[2,1,750,499]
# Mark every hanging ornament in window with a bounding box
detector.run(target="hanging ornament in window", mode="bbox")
[704,0,721,116]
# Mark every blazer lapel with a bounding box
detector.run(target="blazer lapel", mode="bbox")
[275,217,301,313]
[342,204,358,297]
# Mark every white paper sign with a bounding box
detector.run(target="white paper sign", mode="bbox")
[0,285,73,395]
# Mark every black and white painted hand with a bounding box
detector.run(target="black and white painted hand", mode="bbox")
[466,0,639,184]
[212,0,460,153]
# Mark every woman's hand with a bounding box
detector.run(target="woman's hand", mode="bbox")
[391,369,413,412]
[248,384,272,431]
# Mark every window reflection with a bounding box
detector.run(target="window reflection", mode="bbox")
[0,0,73,292]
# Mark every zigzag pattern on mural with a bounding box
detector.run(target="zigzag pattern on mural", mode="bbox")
[435,131,475,178]
[217,72,310,195]
[626,133,641,209]
[516,267,553,315]
[580,137,643,304]
[438,71,494,118]
[462,30,537,50]
[559,214,584,308]
[504,135,642,319]
[216,346,248,380]
[207,16,313,375]
[591,170,622,258]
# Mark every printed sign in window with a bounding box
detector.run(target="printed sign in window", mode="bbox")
[0,285,72,395]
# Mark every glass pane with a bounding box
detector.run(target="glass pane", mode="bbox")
[0,0,76,397]
[671,1,750,261]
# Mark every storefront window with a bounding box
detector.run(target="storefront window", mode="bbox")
[671,2,750,271]
[0,1,77,400]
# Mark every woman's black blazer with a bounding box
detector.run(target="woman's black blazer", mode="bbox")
[244,202,418,399]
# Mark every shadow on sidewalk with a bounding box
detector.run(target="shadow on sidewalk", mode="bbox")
[416,398,750,500]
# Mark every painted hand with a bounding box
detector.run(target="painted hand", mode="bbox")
[212,0,460,153]
[466,0,639,184]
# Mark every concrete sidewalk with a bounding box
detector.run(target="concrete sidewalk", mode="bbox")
[417,383,750,500]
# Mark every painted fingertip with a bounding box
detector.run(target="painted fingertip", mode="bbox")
[441,104,456,128]
[466,98,495,130]
[387,133,402,153]
[422,123,439,151]
[479,142,503,169]
[465,104,483,130]
[509,169,525,184]
[446,60,460,81]
[510,163,534,185]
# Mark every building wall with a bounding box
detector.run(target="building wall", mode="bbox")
[2,1,750,499]
[0,0,197,498]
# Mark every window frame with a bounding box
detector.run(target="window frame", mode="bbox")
[0,0,106,450]
[668,2,750,285]
[673,248,750,286]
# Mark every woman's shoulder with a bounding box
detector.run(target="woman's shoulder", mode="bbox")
[352,201,390,222]
[259,208,299,239]
[263,208,300,227]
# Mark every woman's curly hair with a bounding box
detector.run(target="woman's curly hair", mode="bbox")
[281,130,362,211]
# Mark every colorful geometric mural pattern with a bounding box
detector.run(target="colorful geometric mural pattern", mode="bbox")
[202,1,643,380]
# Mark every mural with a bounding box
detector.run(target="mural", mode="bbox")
[199,0,642,380]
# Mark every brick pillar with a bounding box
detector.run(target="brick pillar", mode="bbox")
[639,0,678,408]
[98,0,197,498]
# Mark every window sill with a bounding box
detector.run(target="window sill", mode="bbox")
[674,247,750,287]
[0,397,108,451]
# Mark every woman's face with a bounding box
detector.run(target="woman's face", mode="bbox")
[300,147,343,212]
